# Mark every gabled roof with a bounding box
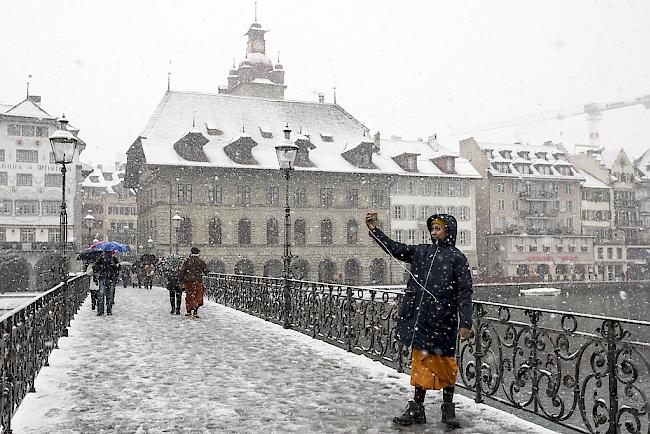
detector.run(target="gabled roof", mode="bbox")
[2,98,55,119]
[634,148,650,180]
[576,169,611,189]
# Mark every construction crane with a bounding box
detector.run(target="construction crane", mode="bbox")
[454,94,650,147]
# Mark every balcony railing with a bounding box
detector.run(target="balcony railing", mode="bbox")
[205,274,650,434]
[519,190,558,201]
[519,208,559,218]
[613,199,639,208]
[0,274,89,433]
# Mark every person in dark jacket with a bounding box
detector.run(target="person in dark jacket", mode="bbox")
[366,212,473,428]
[92,251,120,316]
[179,247,208,318]
[162,255,183,315]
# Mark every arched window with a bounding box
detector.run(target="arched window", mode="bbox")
[318,259,336,283]
[207,260,225,274]
[234,258,255,275]
[263,260,282,277]
[294,219,306,246]
[346,219,358,245]
[344,258,361,285]
[369,258,386,285]
[208,218,222,245]
[178,217,192,245]
[321,219,333,245]
[291,258,309,280]
[267,218,279,245]
[238,218,251,245]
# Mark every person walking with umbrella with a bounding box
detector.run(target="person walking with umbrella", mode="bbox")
[92,250,120,316]
[179,247,207,318]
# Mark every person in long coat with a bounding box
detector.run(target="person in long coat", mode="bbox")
[366,212,473,428]
[179,247,208,318]
[92,251,120,316]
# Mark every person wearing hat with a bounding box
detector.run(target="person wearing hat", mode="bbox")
[179,246,208,318]
[366,212,473,428]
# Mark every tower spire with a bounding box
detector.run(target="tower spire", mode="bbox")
[26,74,32,98]
[254,1,258,21]
[167,60,172,92]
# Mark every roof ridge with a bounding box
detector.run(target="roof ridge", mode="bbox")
[3,98,54,118]
[141,92,173,138]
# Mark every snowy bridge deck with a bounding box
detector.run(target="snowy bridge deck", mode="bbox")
[12,285,556,433]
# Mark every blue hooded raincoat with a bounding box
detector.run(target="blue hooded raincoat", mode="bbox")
[369,213,473,356]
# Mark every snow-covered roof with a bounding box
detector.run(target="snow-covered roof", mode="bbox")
[137,91,479,178]
[577,169,610,189]
[1,99,55,119]
[81,166,127,194]
[379,137,478,178]
[474,140,583,180]
[634,148,650,180]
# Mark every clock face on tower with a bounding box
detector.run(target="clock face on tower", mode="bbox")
[252,39,264,52]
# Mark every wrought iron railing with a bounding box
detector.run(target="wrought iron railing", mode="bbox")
[0,274,89,434]
[205,274,650,434]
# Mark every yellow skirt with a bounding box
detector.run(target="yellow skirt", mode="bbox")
[410,347,458,390]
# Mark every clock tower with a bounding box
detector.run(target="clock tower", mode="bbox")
[218,19,287,99]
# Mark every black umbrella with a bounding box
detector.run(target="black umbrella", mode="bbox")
[78,248,103,261]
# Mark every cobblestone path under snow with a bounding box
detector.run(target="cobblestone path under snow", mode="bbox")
[12,286,558,433]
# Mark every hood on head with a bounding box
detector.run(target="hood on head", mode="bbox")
[426,213,458,246]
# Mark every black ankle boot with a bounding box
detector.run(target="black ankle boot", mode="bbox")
[441,402,460,428]
[393,400,426,426]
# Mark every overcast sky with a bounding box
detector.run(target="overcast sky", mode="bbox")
[2,0,649,167]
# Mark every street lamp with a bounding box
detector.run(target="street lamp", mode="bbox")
[49,116,79,280]
[171,211,182,254]
[83,210,95,245]
[275,125,298,329]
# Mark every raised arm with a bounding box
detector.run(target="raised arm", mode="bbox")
[365,212,415,263]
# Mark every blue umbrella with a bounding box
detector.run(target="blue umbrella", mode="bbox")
[92,241,131,253]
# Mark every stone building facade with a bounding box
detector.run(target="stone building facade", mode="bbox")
[0,95,86,287]
[80,163,137,249]
[125,18,481,285]
[460,137,595,278]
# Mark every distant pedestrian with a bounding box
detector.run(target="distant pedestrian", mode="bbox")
[366,212,473,428]
[92,251,120,316]
[84,262,99,310]
[179,247,208,318]
[143,263,155,289]
[163,255,183,315]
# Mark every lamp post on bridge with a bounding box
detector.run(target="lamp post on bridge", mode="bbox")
[171,211,182,255]
[49,116,80,281]
[83,210,95,246]
[275,125,298,329]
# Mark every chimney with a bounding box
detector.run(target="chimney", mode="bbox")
[373,131,380,153]
[28,95,41,105]
[318,93,325,103]
[97,164,103,170]
[427,134,439,150]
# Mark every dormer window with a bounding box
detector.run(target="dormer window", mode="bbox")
[499,150,512,159]
[259,126,273,139]
[205,122,222,136]
[320,132,333,142]
[485,149,494,159]
[294,136,316,167]
[492,162,512,174]
[535,151,548,160]
[431,156,456,174]
[514,163,532,175]
[535,164,552,175]
[89,176,99,183]
[223,135,258,165]
[518,151,530,160]
[343,141,377,169]
[391,152,419,173]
